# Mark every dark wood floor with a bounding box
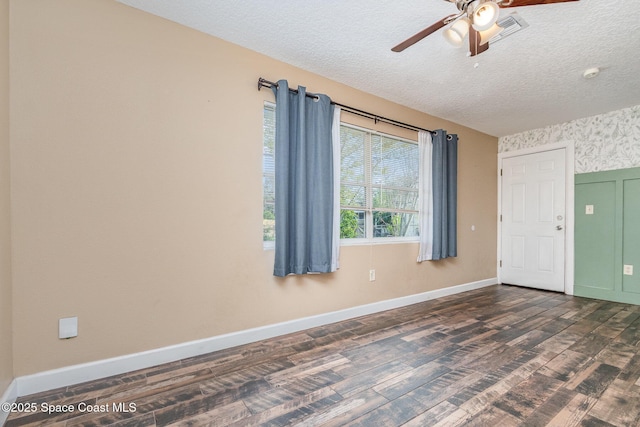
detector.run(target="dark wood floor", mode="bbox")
[7,284,640,426]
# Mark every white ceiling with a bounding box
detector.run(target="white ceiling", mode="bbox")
[117,0,640,137]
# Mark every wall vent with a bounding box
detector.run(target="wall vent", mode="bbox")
[490,13,529,44]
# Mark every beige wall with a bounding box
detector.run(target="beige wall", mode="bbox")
[10,0,497,376]
[0,0,13,393]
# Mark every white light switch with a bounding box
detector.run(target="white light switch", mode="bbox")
[624,265,634,276]
[59,317,78,339]
[585,205,594,215]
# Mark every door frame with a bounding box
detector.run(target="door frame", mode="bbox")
[498,141,575,295]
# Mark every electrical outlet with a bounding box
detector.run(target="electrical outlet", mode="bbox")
[369,269,376,282]
[624,265,634,276]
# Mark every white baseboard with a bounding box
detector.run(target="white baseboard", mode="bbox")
[0,379,18,426]
[16,278,497,397]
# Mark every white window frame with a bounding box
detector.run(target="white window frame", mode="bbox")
[339,122,419,246]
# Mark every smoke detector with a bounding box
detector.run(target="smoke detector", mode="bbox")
[583,67,600,79]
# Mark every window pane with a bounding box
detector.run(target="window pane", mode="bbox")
[371,134,418,199]
[263,174,275,241]
[263,105,276,165]
[263,105,276,241]
[372,188,419,211]
[341,184,366,208]
[340,127,368,236]
[340,127,366,186]
[340,209,366,239]
[373,211,419,238]
[263,203,275,241]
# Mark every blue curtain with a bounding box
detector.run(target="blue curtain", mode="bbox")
[431,130,458,260]
[272,80,335,276]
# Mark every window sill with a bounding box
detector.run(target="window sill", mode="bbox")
[263,238,418,251]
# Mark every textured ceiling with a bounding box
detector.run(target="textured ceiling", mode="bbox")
[117,0,640,137]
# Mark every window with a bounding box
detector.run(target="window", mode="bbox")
[340,125,419,242]
[263,104,276,242]
[262,103,420,245]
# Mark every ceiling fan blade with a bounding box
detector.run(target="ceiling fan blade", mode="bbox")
[392,14,458,52]
[469,27,489,57]
[499,0,578,7]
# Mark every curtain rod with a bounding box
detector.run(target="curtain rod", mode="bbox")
[257,78,434,134]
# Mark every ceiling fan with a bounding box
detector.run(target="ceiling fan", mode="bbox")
[392,0,579,57]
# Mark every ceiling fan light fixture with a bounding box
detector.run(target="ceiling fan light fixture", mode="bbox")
[471,1,500,31]
[443,17,470,47]
[478,23,504,45]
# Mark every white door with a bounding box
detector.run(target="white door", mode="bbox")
[501,149,566,292]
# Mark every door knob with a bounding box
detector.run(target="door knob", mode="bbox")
[556,225,563,230]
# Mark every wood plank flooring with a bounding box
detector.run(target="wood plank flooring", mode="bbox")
[7,284,640,426]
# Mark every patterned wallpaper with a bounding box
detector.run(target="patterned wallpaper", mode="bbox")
[499,105,640,174]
